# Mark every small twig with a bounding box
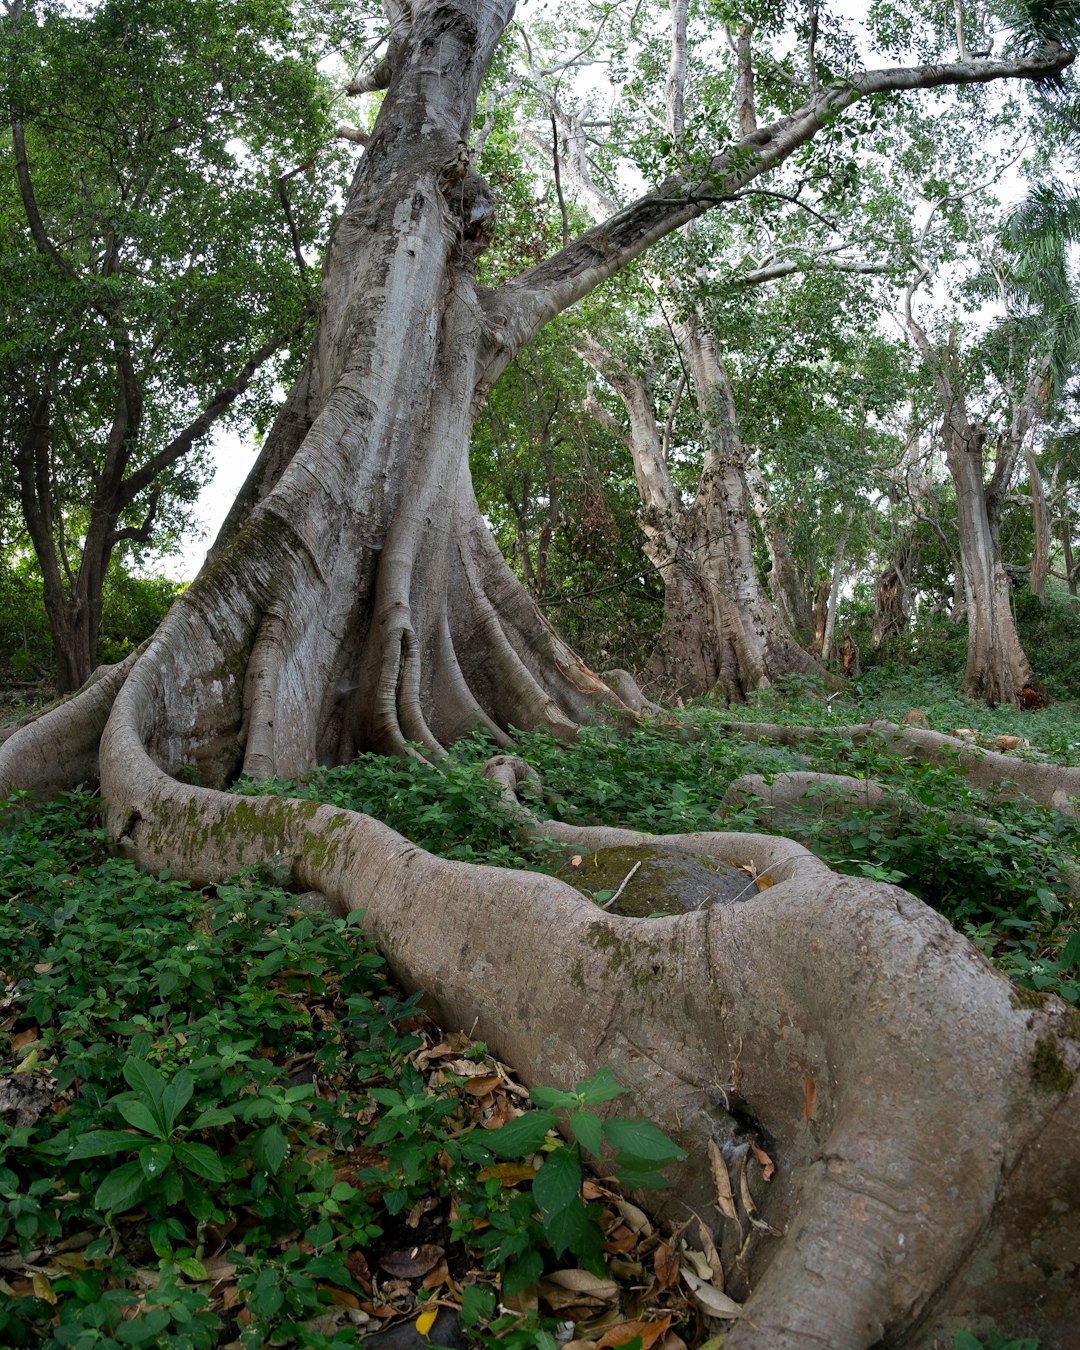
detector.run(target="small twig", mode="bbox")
[602,860,642,908]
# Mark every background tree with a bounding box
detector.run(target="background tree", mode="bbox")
[0,0,348,690]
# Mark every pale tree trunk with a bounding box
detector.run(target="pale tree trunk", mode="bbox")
[746,463,814,645]
[578,334,732,698]
[905,303,1042,705]
[578,330,823,700]
[820,502,854,663]
[678,316,829,694]
[1,8,1077,1344]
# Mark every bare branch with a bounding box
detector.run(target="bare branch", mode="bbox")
[11,121,79,281]
[117,301,315,511]
[335,124,370,146]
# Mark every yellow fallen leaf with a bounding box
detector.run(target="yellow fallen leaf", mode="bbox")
[33,1274,57,1305]
[416,1309,438,1337]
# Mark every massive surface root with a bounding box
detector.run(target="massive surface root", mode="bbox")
[4,656,1076,1348]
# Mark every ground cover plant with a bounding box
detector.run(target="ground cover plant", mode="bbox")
[0,792,706,1350]
[252,678,1080,1007]
[2,676,1077,1347]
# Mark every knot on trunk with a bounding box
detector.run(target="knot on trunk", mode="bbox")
[442,170,496,263]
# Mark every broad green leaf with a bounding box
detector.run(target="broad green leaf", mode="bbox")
[138,1142,173,1181]
[177,1257,207,1281]
[252,1124,289,1176]
[248,1267,284,1319]
[574,1066,627,1104]
[94,1159,150,1214]
[117,1100,163,1138]
[542,1197,604,1271]
[122,1059,167,1130]
[116,1307,171,1343]
[460,1282,496,1327]
[533,1145,582,1221]
[191,1107,237,1129]
[68,1129,142,1160]
[173,1142,227,1183]
[529,1085,581,1110]
[501,1249,544,1298]
[161,1069,194,1134]
[609,1161,673,1191]
[602,1118,686,1164]
[568,1110,603,1157]
[484,1109,557,1158]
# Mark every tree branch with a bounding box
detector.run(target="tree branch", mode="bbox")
[11,121,79,281]
[117,302,315,511]
[487,44,1073,362]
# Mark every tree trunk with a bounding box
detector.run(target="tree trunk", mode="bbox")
[820,502,853,664]
[2,8,1077,1343]
[904,314,1041,706]
[747,464,814,645]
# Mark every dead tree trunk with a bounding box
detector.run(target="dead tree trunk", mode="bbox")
[1,6,1076,1343]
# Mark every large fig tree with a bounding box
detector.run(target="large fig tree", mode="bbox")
[3,1,1079,1345]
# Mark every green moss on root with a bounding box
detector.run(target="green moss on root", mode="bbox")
[1031,1037,1077,1095]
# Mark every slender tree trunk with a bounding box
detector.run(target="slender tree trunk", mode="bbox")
[747,464,814,645]
[904,313,1041,705]
[820,502,853,663]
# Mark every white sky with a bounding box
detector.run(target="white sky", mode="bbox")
[172,429,252,580]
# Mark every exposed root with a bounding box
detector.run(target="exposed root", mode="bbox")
[725,719,1080,816]
[0,648,143,799]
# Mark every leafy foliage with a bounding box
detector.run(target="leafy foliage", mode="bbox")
[0,793,688,1349]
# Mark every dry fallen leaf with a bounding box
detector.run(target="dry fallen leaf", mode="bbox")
[653,1241,681,1290]
[415,1309,438,1337]
[680,1267,743,1319]
[707,1139,737,1221]
[544,1270,620,1299]
[378,1245,444,1280]
[750,1143,775,1181]
[595,1315,672,1349]
[802,1075,816,1122]
[756,874,774,891]
[615,1198,652,1234]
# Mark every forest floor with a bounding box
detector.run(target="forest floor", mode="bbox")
[1,669,1077,1350]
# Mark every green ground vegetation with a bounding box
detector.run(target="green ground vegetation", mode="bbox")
[1,672,1076,1348]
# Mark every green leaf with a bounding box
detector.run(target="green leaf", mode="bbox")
[116,1307,171,1343]
[248,1267,284,1319]
[191,1107,237,1129]
[529,1085,581,1110]
[574,1066,627,1104]
[122,1059,167,1130]
[138,1142,173,1181]
[161,1069,194,1134]
[602,1118,686,1164]
[568,1110,603,1158]
[609,1161,673,1191]
[543,1197,604,1270]
[252,1124,289,1176]
[177,1256,208,1280]
[501,1249,544,1298]
[94,1159,150,1214]
[484,1109,557,1158]
[532,1145,582,1221]
[117,1100,163,1138]
[460,1283,496,1327]
[173,1142,227,1183]
[68,1129,143,1159]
